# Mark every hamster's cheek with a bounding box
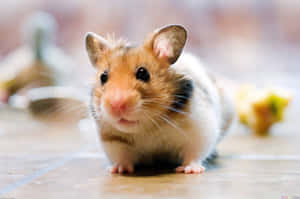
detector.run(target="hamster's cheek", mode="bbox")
[100,103,115,122]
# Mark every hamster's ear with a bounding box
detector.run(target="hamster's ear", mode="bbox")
[145,25,187,65]
[85,32,111,66]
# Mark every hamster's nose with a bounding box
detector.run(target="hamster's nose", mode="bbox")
[110,99,127,114]
[108,96,130,117]
[104,88,140,118]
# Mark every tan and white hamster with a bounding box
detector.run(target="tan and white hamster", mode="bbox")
[85,25,235,174]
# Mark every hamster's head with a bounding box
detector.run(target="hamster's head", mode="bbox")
[85,25,187,133]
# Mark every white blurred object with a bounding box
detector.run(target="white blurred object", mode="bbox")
[0,11,76,106]
[25,86,89,124]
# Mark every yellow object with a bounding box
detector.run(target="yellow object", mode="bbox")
[236,85,292,136]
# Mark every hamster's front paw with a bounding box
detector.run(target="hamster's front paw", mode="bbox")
[108,163,134,174]
[175,163,205,174]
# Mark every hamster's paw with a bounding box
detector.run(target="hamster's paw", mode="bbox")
[175,163,205,174]
[108,163,134,174]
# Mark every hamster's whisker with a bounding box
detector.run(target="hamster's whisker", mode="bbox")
[90,107,103,123]
[173,94,190,99]
[164,105,187,115]
[158,114,187,138]
[135,111,152,134]
[91,109,104,125]
[142,107,182,130]
[141,110,161,132]
[142,100,188,115]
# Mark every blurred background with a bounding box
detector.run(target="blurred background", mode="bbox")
[1,0,300,79]
[0,0,299,122]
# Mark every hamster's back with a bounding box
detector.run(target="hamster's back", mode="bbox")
[172,53,236,139]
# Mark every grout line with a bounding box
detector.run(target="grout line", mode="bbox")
[0,145,92,196]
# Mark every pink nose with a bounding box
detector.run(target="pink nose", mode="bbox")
[109,98,129,116]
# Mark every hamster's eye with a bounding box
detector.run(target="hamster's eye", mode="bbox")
[100,71,108,85]
[136,67,150,82]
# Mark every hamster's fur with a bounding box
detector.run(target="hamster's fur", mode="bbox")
[85,25,235,174]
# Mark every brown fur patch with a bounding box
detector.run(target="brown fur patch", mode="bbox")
[101,133,134,146]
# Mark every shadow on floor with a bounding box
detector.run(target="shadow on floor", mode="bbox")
[121,156,223,177]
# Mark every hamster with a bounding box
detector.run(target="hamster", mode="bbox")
[85,25,235,174]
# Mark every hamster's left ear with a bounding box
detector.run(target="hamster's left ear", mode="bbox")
[85,32,111,67]
[144,25,187,65]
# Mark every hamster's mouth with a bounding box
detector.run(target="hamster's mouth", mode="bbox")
[118,118,139,126]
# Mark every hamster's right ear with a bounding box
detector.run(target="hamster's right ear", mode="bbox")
[144,25,187,65]
[85,32,111,66]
